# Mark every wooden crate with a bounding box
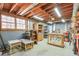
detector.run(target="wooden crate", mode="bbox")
[21,43,33,50]
[9,42,21,54]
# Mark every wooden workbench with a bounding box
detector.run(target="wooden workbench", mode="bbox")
[48,33,64,48]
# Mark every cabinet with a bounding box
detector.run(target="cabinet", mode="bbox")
[33,23,44,41]
[37,24,43,41]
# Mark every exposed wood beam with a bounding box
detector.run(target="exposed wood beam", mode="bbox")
[60,4,73,9]
[31,4,47,11]
[62,7,73,12]
[25,4,47,17]
[26,8,43,17]
[63,10,72,14]
[58,3,72,6]
[27,7,52,20]
[0,10,28,20]
[26,7,52,21]
[26,6,50,18]
[9,3,18,13]
[44,4,53,10]
[63,10,73,14]
[38,8,51,17]
[63,14,72,19]
[26,8,43,18]
[35,10,49,17]
[17,3,32,14]
[64,16,72,19]
[26,12,34,18]
[40,13,49,18]
[0,3,4,10]
[35,9,52,20]
[49,11,56,17]
[64,13,72,16]
[36,12,46,16]
[19,3,39,16]
[43,17,49,21]
[44,4,56,14]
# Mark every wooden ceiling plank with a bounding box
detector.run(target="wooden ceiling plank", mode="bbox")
[62,7,73,12]
[36,9,52,21]
[26,6,52,21]
[58,3,72,6]
[17,3,32,15]
[63,10,72,14]
[26,4,72,21]
[26,8,43,17]
[60,4,73,9]
[44,4,53,10]
[20,3,39,16]
[44,4,55,11]
[35,10,47,17]
[31,4,47,11]
[25,4,47,16]
[64,13,72,15]
[9,3,18,13]
[35,9,50,18]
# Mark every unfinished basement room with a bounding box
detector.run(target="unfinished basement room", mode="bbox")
[0,3,79,56]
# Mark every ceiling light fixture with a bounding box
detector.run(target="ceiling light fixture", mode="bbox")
[61,19,65,23]
[51,18,54,20]
[33,15,44,21]
[47,21,53,24]
[54,7,61,17]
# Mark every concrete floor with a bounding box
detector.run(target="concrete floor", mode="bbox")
[9,39,76,56]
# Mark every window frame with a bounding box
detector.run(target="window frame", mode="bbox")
[1,14,16,31]
[0,14,28,31]
[16,18,26,30]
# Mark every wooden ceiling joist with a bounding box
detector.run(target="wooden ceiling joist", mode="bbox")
[64,13,72,16]
[41,3,52,10]
[19,3,39,16]
[44,4,55,11]
[0,3,73,22]
[17,3,32,15]
[32,3,47,11]
[35,8,51,19]
[59,4,73,9]
[0,3,4,10]
[58,3,72,6]
[63,10,72,14]
[26,8,43,17]
[34,9,49,17]
[25,4,47,16]
[62,7,73,12]
[9,3,18,13]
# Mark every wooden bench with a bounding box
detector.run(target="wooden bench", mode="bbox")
[8,40,21,54]
[21,39,34,50]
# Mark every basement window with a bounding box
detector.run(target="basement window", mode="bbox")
[16,18,26,29]
[1,15,15,29]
